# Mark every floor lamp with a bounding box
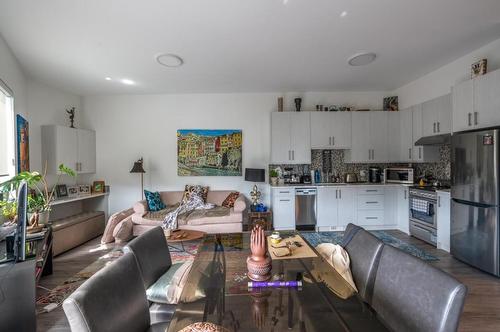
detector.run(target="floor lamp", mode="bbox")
[130,158,146,200]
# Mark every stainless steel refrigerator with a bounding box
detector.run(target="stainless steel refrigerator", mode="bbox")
[451,128,500,276]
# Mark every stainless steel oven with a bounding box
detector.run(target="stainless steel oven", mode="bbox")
[409,187,437,246]
[384,167,414,184]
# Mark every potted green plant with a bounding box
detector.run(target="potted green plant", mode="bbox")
[0,200,17,224]
[0,163,75,227]
[269,169,279,186]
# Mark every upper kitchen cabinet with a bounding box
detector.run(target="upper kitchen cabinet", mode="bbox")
[421,94,452,136]
[452,68,500,132]
[310,112,352,149]
[387,112,401,161]
[412,105,440,162]
[345,112,388,163]
[399,108,414,162]
[271,112,311,164]
[42,125,96,174]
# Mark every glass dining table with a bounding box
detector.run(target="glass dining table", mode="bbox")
[167,233,389,332]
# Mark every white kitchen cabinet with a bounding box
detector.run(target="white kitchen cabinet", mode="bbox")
[412,105,440,162]
[337,187,355,227]
[422,94,452,137]
[310,112,352,149]
[345,112,388,163]
[41,125,96,174]
[316,187,338,228]
[271,188,295,230]
[437,191,451,252]
[387,112,401,162]
[474,69,500,129]
[396,186,410,234]
[383,187,398,226]
[399,108,414,162]
[355,186,386,227]
[271,112,311,164]
[452,79,474,132]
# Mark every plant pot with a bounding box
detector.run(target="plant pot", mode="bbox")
[38,211,50,225]
[270,177,278,186]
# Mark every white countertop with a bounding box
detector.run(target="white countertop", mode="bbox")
[271,182,409,188]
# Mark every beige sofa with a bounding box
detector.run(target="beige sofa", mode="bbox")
[132,190,246,235]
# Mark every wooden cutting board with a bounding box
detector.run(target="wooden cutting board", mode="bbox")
[267,234,317,260]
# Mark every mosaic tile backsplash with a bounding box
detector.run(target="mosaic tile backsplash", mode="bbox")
[270,145,451,182]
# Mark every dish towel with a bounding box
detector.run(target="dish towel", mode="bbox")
[412,198,430,214]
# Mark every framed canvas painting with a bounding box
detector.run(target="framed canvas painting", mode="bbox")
[16,114,30,173]
[177,129,242,176]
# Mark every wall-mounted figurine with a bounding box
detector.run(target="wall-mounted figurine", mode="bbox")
[66,107,76,128]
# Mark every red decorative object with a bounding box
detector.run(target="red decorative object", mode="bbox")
[247,225,272,281]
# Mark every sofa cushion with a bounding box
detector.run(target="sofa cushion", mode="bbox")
[182,185,209,204]
[145,190,166,212]
[113,216,134,243]
[185,209,241,226]
[102,208,134,243]
[221,191,240,208]
[146,261,193,304]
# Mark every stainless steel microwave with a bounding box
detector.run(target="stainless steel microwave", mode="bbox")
[384,168,414,184]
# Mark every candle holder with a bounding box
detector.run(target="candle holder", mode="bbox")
[247,225,272,281]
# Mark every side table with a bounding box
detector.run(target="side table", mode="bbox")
[247,210,273,231]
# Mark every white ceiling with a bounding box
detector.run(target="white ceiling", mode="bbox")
[1,0,500,95]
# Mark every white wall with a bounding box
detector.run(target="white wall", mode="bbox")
[393,38,500,109]
[0,34,27,119]
[82,91,385,213]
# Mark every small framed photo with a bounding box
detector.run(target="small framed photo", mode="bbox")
[67,185,79,198]
[471,59,487,78]
[93,181,105,194]
[55,184,68,198]
[78,184,91,196]
[383,96,399,112]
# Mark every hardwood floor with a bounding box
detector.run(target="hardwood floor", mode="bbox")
[36,232,500,331]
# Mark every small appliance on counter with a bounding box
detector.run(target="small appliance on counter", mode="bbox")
[359,170,368,182]
[368,167,382,183]
[301,173,312,184]
[345,173,358,183]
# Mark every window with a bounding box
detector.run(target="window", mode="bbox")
[0,79,15,180]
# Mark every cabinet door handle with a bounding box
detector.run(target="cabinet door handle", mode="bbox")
[279,191,290,194]
[468,113,472,126]
[408,148,412,159]
[404,189,407,200]
[292,150,294,160]
[474,112,478,126]
[329,137,332,145]
[366,189,378,192]
[339,189,341,199]
[332,136,335,146]
[433,122,436,133]
[280,199,290,202]
[366,217,378,220]
[288,150,291,160]
[366,201,379,204]
[335,190,338,199]
[438,196,441,207]
[437,122,440,132]
[372,149,375,160]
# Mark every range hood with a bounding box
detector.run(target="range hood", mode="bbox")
[415,133,451,146]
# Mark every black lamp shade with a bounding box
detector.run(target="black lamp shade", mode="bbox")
[245,168,265,182]
[130,158,146,173]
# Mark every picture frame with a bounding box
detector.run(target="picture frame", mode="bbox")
[471,59,487,78]
[383,96,399,112]
[55,184,68,198]
[93,181,105,193]
[67,185,79,198]
[78,184,91,196]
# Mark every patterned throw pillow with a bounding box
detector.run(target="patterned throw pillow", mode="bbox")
[144,190,166,212]
[222,191,240,208]
[182,185,209,203]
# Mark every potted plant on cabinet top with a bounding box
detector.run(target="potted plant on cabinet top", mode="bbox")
[0,163,75,230]
[270,169,279,186]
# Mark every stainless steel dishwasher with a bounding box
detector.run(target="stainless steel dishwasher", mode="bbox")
[295,188,317,229]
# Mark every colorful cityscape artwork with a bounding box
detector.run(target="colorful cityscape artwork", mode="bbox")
[177,129,242,176]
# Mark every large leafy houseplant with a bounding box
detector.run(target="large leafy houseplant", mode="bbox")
[0,163,75,227]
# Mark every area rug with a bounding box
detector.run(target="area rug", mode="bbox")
[36,241,200,313]
[300,230,438,261]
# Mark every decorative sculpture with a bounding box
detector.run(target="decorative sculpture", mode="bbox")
[66,107,76,128]
[294,98,302,112]
[247,225,272,281]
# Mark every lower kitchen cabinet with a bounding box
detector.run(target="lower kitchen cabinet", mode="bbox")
[437,191,451,252]
[271,189,295,230]
[397,186,410,234]
[316,187,355,230]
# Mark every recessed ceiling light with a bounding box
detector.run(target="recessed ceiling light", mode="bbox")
[348,52,377,66]
[105,77,112,81]
[121,78,135,85]
[340,11,348,17]
[156,53,184,68]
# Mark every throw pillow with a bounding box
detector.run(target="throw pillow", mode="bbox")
[146,260,194,304]
[221,192,240,208]
[182,185,209,204]
[315,243,358,291]
[144,190,166,212]
[101,208,134,244]
[112,216,133,243]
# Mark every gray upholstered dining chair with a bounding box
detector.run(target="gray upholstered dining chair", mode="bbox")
[62,252,169,332]
[371,245,467,332]
[124,226,175,323]
[342,223,384,304]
